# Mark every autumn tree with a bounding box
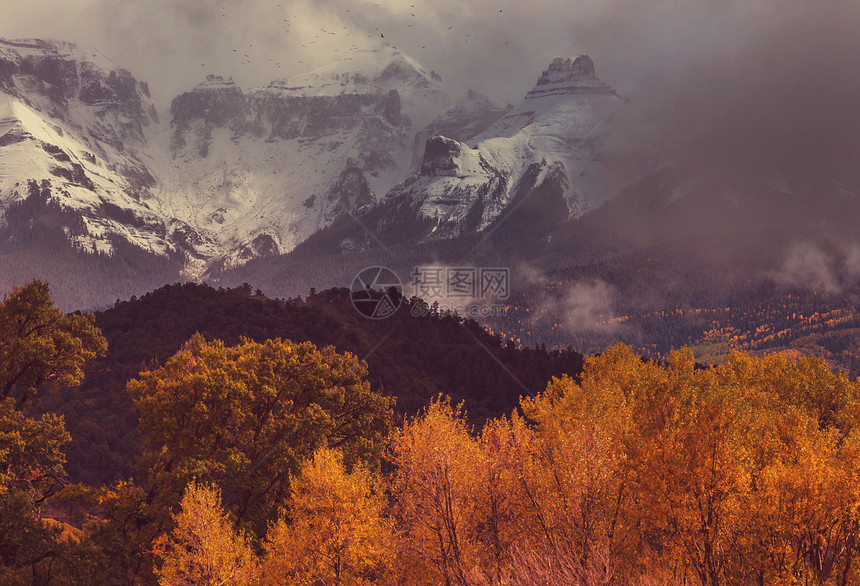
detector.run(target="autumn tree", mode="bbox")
[627,350,753,586]
[579,345,860,585]
[713,351,860,585]
[462,343,860,585]
[0,397,73,582]
[261,447,394,585]
[129,334,392,538]
[0,280,106,583]
[0,280,106,410]
[495,356,640,586]
[388,399,486,585]
[153,482,258,586]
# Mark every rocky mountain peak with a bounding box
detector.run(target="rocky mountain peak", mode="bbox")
[525,54,616,99]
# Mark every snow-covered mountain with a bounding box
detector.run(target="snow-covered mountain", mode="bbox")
[1,38,665,307]
[150,46,450,272]
[405,55,646,234]
[0,38,172,258]
[0,38,452,281]
[304,55,649,252]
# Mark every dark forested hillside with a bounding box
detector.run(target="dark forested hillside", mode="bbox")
[33,282,584,486]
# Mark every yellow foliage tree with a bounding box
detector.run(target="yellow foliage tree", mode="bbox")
[261,447,394,585]
[129,334,392,537]
[497,356,640,586]
[714,351,860,585]
[153,482,258,586]
[388,399,486,585]
[0,280,107,410]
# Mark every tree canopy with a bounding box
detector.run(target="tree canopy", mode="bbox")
[0,280,106,410]
[130,334,393,537]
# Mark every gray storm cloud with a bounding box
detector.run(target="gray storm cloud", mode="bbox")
[0,0,774,104]
[3,0,860,181]
[3,1,856,97]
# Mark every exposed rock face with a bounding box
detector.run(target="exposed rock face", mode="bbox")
[411,89,510,167]
[170,76,246,130]
[525,55,617,99]
[0,38,171,264]
[0,41,642,294]
[343,55,630,246]
[420,136,463,176]
[325,164,375,222]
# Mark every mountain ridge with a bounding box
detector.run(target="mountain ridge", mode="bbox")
[2,37,647,307]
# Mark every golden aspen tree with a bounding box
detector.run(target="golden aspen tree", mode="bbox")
[500,345,649,586]
[717,351,860,585]
[153,482,258,586]
[629,350,754,586]
[833,430,860,586]
[388,399,485,585]
[261,447,394,585]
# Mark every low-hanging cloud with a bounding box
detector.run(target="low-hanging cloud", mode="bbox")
[530,279,619,334]
[5,0,860,113]
[773,240,860,295]
[562,281,617,332]
[774,243,841,294]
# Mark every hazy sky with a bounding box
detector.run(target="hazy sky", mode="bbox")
[3,0,860,184]
[2,0,845,106]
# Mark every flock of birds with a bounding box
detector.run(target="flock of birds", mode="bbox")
[197,2,510,72]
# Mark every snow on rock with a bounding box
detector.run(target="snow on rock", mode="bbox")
[0,40,647,276]
[0,38,455,276]
[524,55,617,99]
[0,38,173,258]
[147,43,452,273]
[377,55,637,242]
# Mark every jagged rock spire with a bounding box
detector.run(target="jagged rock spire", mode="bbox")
[525,54,617,99]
